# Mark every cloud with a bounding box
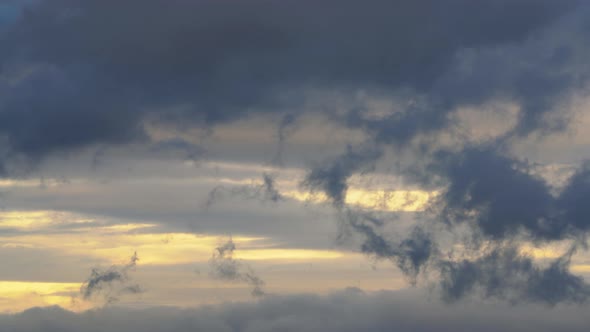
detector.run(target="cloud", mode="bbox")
[303,144,382,207]
[204,173,283,209]
[341,209,436,282]
[1,0,590,310]
[439,245,590,305]
[209,238,266,297]
[435,147,590,241]
[302,144,590,304]
[80,252,142,304]
[272,113,297,166]
[0,289,589,332]
[0,0,582,170]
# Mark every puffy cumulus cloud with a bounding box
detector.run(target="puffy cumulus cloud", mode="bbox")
[0,0,583,170]
[0,290,589,332]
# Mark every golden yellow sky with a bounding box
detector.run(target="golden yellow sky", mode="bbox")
[1,208,588,313]
[0,209,399,312]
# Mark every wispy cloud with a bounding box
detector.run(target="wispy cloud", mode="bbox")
[209,238,266,297]
[80,252,142,304]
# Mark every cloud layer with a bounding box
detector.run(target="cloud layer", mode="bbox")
[0,290,588,332]
[0,0,583,167]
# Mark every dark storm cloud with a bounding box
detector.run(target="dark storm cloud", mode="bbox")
[209,238,265,297]
[435,147,590,241]
[1,289,589,332]
[556,164,590,232]
[0,0,23,27]
[80,252,142,304]
[0,0,581,167]
[439,246,590,305]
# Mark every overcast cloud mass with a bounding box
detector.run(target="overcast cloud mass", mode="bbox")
[1,0,590,330]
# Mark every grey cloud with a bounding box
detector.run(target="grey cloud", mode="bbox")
[439,246,590,305]
[272,113,297,166]
[0,0,581,169]
[260,173,282,203]
[148,138,205,161]
[351,5,590,146]
[1,0,590,309]
[80,252,142,304]
[435,147,590,241]
[303,144,382,207]
[209,238,265,297]
[0,289,589,332]
[383,146,590,303]
[204,173,283,209]
[303,145,590,304]
[0,176,339,250]
[556,164,590,232]
[0,0,23,27]
[342,209,436,283]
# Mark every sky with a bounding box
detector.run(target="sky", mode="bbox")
[0,0,590,330]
